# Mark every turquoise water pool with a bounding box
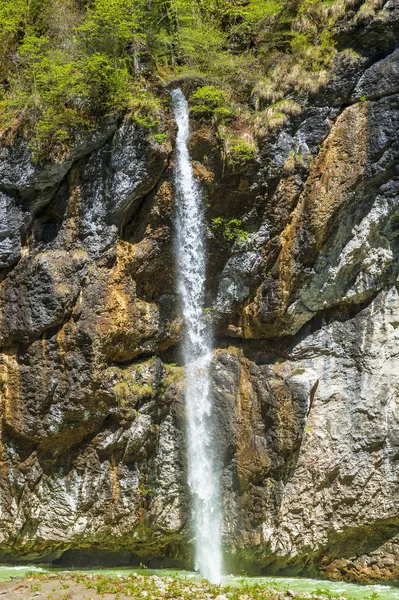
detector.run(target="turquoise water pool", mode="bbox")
[0,566,398,599]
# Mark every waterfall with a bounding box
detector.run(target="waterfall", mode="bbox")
[171,88,222,584]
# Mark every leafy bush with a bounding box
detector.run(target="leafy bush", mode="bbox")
[0,0,161,159]
[153,132,168,144]
[128,89,162,128]
[190,86,233,119]
[78,0,139,57]
[212,217,249,243]
[0,0,384,156]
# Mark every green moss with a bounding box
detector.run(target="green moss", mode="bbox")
[132,115,158,128]
[225,345,243,356]
[128,89,163,129]
[114,379,155,405]
[114,380,131,405]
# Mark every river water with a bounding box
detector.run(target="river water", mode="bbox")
[0,566,398,599]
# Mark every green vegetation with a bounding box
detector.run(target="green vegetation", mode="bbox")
[110,361,156,406]
[13,570,362,600]
[254,99,302,136]
[153,132,168,144]
[227,139,256,166]
[190,86,233,120]
[114,380,131,405]
[137,482,151,497]
[0,0,386,159]
[212,217,249,243]
[29,581,42,592]
[283,149,309,172]
[163,363,184,388]
[0,0,166,159]
[110,360,186,406]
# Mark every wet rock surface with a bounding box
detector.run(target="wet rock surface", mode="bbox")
[0,10,399,583]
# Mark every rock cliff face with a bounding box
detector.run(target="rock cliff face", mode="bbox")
[0,2,399,584]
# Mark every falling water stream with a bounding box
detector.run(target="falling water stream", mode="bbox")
[171,88,222,583]
[0,89,395,600]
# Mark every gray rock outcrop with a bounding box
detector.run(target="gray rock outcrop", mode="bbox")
[0,6,398,585]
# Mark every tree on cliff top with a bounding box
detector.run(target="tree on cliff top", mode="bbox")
[0,0,384,159]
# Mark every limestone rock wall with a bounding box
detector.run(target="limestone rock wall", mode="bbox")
[0,4,399,583]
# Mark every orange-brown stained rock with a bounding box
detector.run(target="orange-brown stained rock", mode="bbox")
[0,350,24,534]
[0,350,24,441]
[268,377,301,459]
[242,102,369,338]
[234,359,271,491]
[110,458,121,505]
[95,177,181,362]
[97,236,180,362]
[278,102,369,305]
[96,244,160,361]
[62,165,82,248]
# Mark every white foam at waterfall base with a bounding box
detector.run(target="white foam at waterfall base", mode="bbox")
[171,88,222,584]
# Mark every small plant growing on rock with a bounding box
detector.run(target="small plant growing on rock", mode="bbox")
[163,364,184,388]
[227,139,256,166]
[30,582,42,592]
[114,380,130,405]
[137,482,151,497]
[128,89,162,129]
[152,132,168,144]
[212,217,248,243]
[190,86,233,120]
